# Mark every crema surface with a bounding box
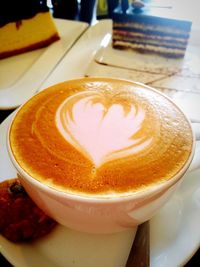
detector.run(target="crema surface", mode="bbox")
[10,78,193,197]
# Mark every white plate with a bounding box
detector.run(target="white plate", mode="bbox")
[0,113,200,267]
[38,20,113,89]
[0,19,88,110]
[94,36,200,77]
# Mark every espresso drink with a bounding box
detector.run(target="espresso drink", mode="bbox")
[9,78,193,197]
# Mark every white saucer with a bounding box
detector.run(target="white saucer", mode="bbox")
[0,19,88,110]
[0,112,200,267]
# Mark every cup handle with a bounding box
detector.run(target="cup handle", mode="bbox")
[188,120,200,172]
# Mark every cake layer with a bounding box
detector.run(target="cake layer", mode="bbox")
[112,28,188,58]
[112,2,192,58]
[113,30,188,48]
[0,12,60,59]
[113,22,191,38]
[112,40,186,58]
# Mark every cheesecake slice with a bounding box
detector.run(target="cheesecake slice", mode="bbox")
[0,0,60,59]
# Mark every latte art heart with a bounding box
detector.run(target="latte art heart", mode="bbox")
[56,91,153,167]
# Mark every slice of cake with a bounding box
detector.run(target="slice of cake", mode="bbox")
[112,0,192,58]
[0,0,60,59]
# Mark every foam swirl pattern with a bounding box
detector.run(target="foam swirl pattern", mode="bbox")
[9,78,193,197]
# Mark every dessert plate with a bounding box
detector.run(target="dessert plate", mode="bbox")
[0,113,200,267]
[93,21,200,78]
[0,19,88,110]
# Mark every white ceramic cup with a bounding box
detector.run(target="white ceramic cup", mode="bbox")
[7,80,200,234]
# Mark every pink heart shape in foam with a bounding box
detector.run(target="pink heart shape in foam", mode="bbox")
[56,91,152,167]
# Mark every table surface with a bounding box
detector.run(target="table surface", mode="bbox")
[0,18,200,266]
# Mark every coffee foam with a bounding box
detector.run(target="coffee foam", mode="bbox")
[10,78,193,197]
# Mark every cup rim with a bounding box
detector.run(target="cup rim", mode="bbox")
[6,77,196,203]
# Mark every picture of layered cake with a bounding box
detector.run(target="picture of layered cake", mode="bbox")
[0,0,60,59]
[112,0,192,58]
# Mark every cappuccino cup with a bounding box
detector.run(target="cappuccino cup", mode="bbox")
[7,77,200,233]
